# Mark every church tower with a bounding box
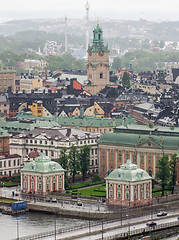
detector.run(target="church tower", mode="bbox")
[85,23,110,95]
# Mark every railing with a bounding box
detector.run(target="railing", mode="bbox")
[96,220,179,240]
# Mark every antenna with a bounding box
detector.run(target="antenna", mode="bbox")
[65,16,68,52]
[85,1,90,51]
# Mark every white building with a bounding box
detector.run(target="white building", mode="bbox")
[10,127,100,174]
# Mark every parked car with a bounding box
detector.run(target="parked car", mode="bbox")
[77,201,82,206]
[51,198,57,203]
[157,211,167,217]
[146,221,157,227]
[46,197,50,202]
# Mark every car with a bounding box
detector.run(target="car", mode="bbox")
[146,221,157,227]
[77,201,82,206]
[45,197,50,202]
[157,211,167,217]
[51,198,57,203]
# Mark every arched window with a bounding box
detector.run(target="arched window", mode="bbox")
[100,73,103,78]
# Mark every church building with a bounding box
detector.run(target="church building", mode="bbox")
[84,23,110,95]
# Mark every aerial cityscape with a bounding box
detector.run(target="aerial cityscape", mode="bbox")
[0,1,179,240]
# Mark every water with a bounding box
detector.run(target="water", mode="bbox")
[0,211,91,240]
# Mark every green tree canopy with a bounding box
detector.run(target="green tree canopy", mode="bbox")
[58,147,68,179]
[169,154,177,194]
[122,72,130,88]
[156,154,170,196]
[68,145,79,183]
[79,145,91,181]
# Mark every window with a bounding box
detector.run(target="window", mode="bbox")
[35,140,37,144]
[118,150,122,162]
[126,192,129,199]
[45,150,48,156]
[30,140,32,143]
[51,141,53,145]
[31,182,34,189]
[40,140,42,144]
[26,140,28,143]
[100,73,103,78]
[8,160,11,167]
[13,160,16,166]
[102,149,105,160]
[0,161,2,168]
[24,181,27,188]
[38,183,42,190]
[110,150,114,161]
[51,151,54,157]
[109,190,113,198]
[47,183,49,190]
[140,153,144,164]
[133,152,137,163]
[141,191,143,198]
[59,181,62,188]
[17,159,20,166]
[117,191,121,198]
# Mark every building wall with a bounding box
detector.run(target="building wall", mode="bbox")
[32,77,43,90]
[21,172,64,194]
[10,135,99,174]
[99,145,177,179]
[0,155,22,177]
[0,68,16,93]
[106,179,152,206]
[0,137,9,156]
[0,101,9,117]
[29,102,43,117]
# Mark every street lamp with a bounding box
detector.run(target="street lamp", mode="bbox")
[126,214,130,239]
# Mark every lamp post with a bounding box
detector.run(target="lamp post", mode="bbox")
[54,215,56,240]
[17,217,19,240]
[126,214,130,239]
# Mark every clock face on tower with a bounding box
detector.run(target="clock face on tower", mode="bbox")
[98,49,104,56]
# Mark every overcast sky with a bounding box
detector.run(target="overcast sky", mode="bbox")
[1,0,179,22]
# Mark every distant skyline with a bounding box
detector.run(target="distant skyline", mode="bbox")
[1,0,179,22]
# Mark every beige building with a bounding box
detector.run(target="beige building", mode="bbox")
[20,77,43,92]
[0,67,16,93]
[131,82,161,95]
[84,24,110,95]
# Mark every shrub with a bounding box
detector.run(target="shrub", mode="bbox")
[92,175,101,183]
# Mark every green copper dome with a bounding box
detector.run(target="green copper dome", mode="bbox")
[21,153,64,173]
[105,159,152,182]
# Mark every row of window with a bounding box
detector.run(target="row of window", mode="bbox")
[0,159,20,168]
[23,181,62,190]
[0,169,19,176]
[109,190,149,199]
[26,139,97,145]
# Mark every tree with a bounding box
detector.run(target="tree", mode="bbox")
[156,154,170,196]
[169,154,177,194]
[122,72,130,88]
[112,57,121,70]
[58,147,68,178]
[79,145,91,181]
[68,145,79,183]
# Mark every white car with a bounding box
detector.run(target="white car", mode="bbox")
[157,211,167,217]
